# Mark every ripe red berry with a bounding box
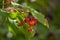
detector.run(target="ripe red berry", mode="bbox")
[25,18,37,26]
[28,28,32,32]
[19,22,23,26]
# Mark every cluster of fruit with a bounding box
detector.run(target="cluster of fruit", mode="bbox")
[19,18,37,32]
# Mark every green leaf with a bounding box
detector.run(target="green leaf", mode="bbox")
[9,22,18,34]
[0,10,9,27]
[37,22,49,39]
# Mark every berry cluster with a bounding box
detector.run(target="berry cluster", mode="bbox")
[19,18,37,32]
[25,18,37,26]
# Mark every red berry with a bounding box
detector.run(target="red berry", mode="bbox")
[19,22,23,26]
[25,18,37,26]
[25,18,30,24]
[28,28,32,32]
